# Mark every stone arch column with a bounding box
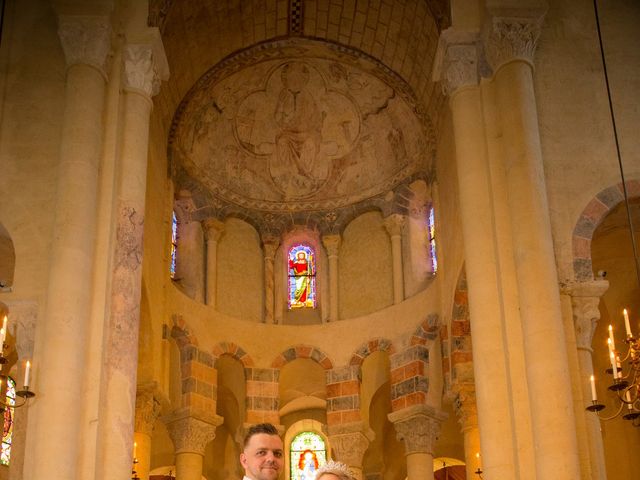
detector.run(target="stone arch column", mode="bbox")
[27,13,111,480]
[383,214,406,304]
[322,234,341,322]
[262,234,280,324]
[203,218,225,308]
[452,385,481,480]
[174,191,204,301]
[134,382,163,480]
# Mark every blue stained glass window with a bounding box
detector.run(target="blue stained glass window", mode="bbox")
[170,211,178,279]
[288,244,317,309]
[427,206,438,273]
[290,432,327,480]
[1,377,15,466]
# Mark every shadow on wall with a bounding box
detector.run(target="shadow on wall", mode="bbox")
[0,222,15,289]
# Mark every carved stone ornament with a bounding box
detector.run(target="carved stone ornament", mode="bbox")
[202,218,225,242]
[164,409,223,455]
[441,44,478,96]
[57,15,111,75]
[568,279,609,351]
[135,383,162,436]
[452,384,478,432]
[483,14,544,72]
[383,214,406,237]
[327,424,373,468]
[322,234,341,257]
[123,44,161,98]
[388,404,448,455]
[262,234,280,260]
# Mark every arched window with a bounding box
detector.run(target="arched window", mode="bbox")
[290,431,327,480]
[170,211,178,279]
[427,205,438,273]
[1,376,15,465]
[288,244,317,309]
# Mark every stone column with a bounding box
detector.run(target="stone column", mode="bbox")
[262,234,279,324]
[27,15,110,480]
[569,280,609,480]
[437,32,519,478]
[484,12,581,479]
[134,383,162,480]
[322,234,341,321]
[383,214,405,304]
[388,405,447,480]
[174,192,204,301]
[327,423,373,480]
[453,385,482,480]
[202,218,225,308]
[165,409,222,480]
[95,41,167,480]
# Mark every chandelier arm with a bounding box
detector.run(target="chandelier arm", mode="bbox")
[595,402,626,421]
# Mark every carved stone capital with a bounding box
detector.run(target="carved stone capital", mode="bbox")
[322,234,342,257]
[123,44,161,97]
[483,12,545,72]
[135,382,162,436]
[441,43,479,96]
[58,15,111,76]
[327,422,374,468]
[262,235,280,260]
[164,408,223,455]
[567,280,609,351]
[383,214,406,238]
[388,404,447,455]
[452,384,478,432]
[202,218,225,242]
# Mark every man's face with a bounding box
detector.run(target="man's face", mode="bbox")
[240,433,284,480]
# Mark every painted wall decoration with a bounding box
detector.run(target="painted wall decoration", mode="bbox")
[171,41,433,215]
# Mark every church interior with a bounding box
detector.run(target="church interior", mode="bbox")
[0,0,639,479]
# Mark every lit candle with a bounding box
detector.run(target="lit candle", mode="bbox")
[0,329,5,356]
[625,390,633,411]
[476,452,482,470]
[24,361,31,388]
[590,375,597,401]
[610,351,618,379]
[608,325,616,351]
[133,441,137,460]
[1,316,6,336]
[623,309,632,337]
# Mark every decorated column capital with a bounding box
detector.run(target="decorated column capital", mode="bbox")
[482,10,546,73]
[567,279,609,351]
[388,404,448,455]
[164,408,223,455]
[432,29,481,97]
[262,234,280,260]
[322,234,341,257]
[327,422,374,468]
[134,382,163,436]
[122,44,163,98]
[383,213,406,238]
[58,15,111,77]
[202,218,225,243]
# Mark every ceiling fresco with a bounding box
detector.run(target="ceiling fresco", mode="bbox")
[169,40,436,230]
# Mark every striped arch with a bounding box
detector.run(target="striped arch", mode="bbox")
[212,341,255,367]
[448,268,473,387]
[271,345,333,369]
[572,180,640,281]
[349,338,396,366]
[410,312,441,345]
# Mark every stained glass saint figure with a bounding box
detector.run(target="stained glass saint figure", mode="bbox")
[288,245,316,308]
[1,377,15,466]
[290,432,326,480]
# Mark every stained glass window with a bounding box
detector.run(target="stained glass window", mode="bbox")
[170,211,178,279]
[288,244,317,309]
[290,432,327,480]
[1,376,15,466]
[427,206,438,273]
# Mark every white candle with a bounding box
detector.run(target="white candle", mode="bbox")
[476,452,482,470]
[610,351,618,379]
[625,390,633,410]
[24,361,31,388]
[608,324,616,351]
[1,316,6,336]
[590,375,597,401]
[0,329,5,356]
[133,441,137,460]
[623,309,632,337]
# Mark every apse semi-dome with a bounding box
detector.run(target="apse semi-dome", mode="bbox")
[169,39,436,226]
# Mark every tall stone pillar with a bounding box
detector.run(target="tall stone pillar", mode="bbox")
[174,191,204,301]
[569,280,609,480]
[203,218,225,308]
[437,33,519,478]
[453,385,482,480]
[484,11,581,479]
[27,14,110,480]
[388,405,447,480]
[95,41,168,480]
[134,383,163,480]
[165,409,222,480]
[327,423,373,480]
[262,234,279,324]
[383,214,405,304]
[322,234,341,321]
